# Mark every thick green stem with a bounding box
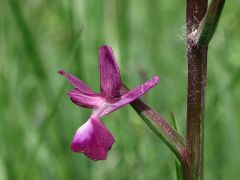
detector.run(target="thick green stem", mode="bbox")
[184,0,208,179]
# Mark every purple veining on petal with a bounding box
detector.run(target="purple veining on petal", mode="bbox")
[98,76,160,116]
[71,116,115,161]
[58,70,96,95]
[99,45,122,98]
[68,90,104,109]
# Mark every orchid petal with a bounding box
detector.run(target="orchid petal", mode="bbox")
[68,90,104,109]
[99,45,121,98]
[58,70,96,95]
[71,116,115,161]
[98,76,160,116]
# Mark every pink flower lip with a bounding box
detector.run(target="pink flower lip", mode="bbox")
[59,45,160,160]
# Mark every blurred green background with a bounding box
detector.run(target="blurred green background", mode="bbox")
[0,0,240,179]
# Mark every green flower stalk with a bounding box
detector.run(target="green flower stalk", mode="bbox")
[120,85,186,163]
[197,0,226,47]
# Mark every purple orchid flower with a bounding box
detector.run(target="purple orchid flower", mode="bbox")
[58,45,160,161]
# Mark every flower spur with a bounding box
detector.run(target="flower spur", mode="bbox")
[58,45,160,160]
